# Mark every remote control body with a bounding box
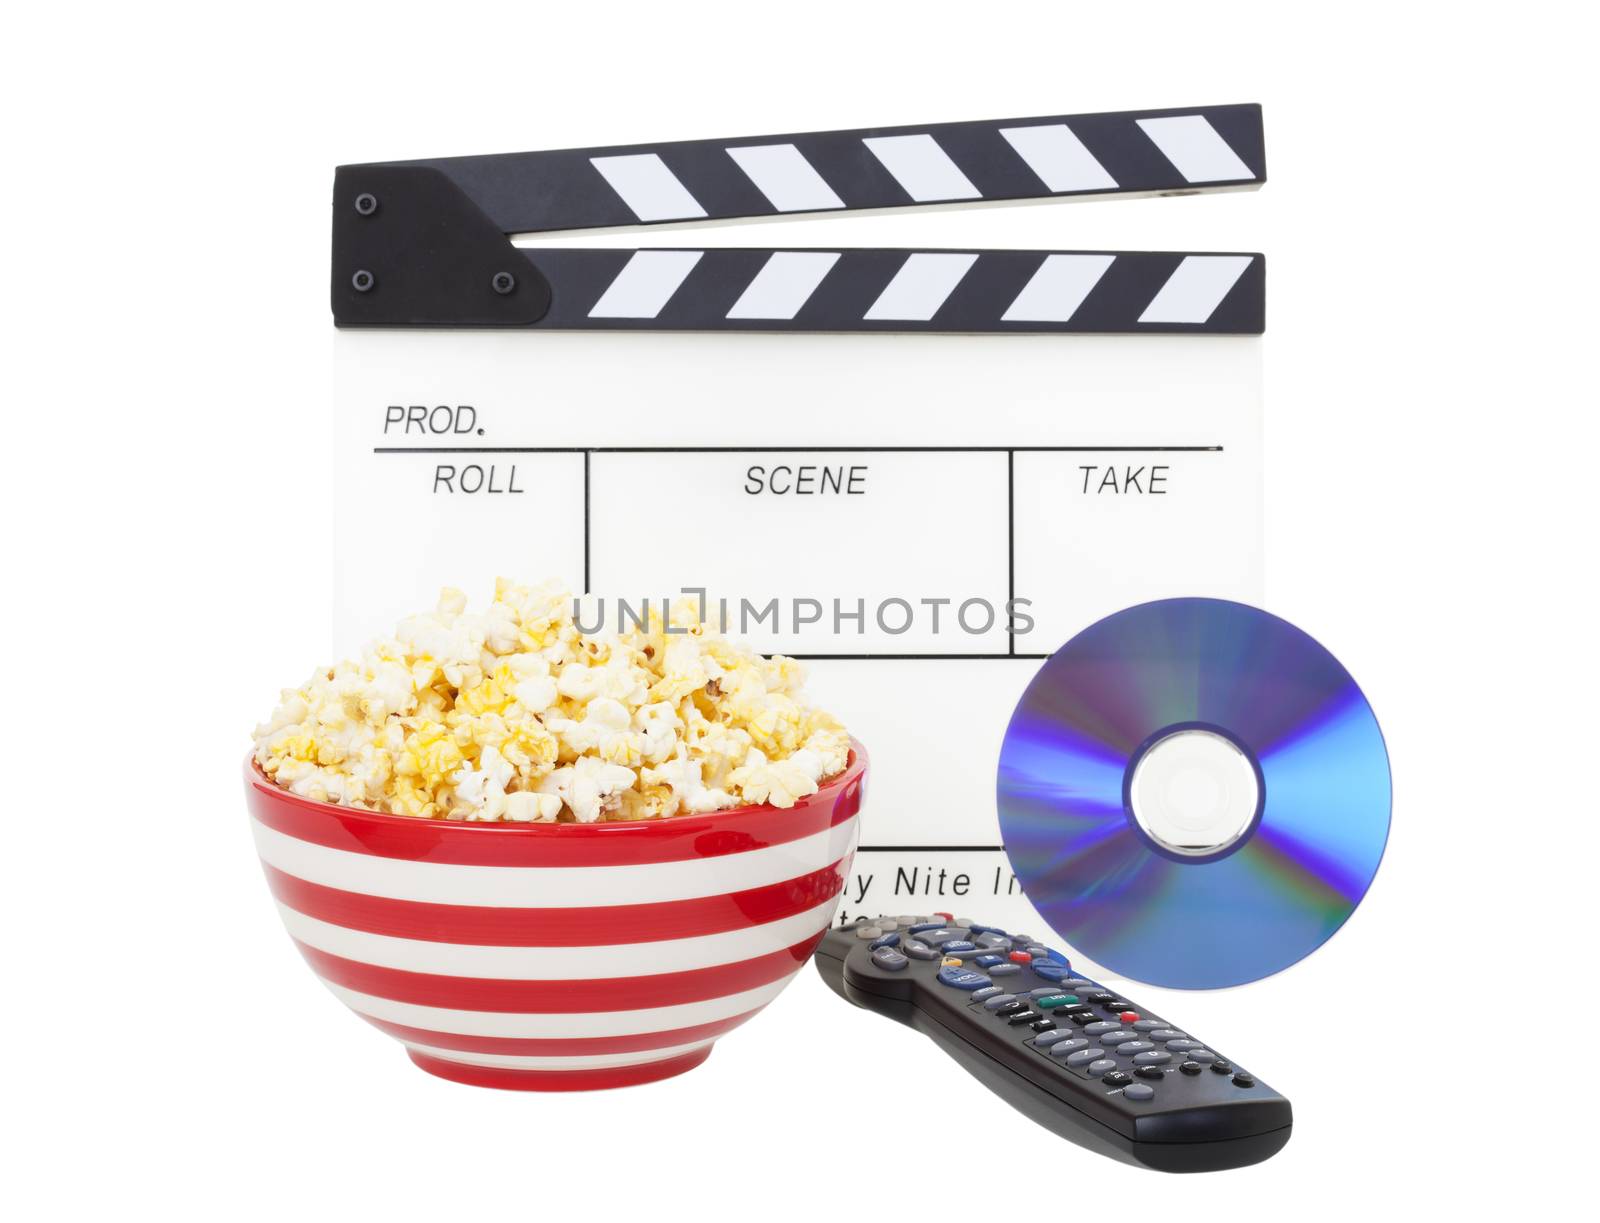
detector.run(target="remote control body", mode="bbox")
[815,915,1291,1172]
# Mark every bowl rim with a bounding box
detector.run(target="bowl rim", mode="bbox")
[245,738,866,839]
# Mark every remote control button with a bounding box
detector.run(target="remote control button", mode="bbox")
[937,967,992,990]
[933,911,954,921]
[987,964,1022,977]
[1123,1083,1155,1101]
[1006,1010,1041,1026]
[942,958,962,967]
[1233,1074,1255,1088]
[1148,1029,1184,1042]
[1010,933,1033,946]
[1066,1049,1102,1067]
[870,948,909,971]
[968,924,1007,937]
[1131,1019,1163,1031]
[876,919,899,931]
[1068,1011,1097,1026]
[1115,1041,1155,1056]
[1035,947,1069,965]
[996,1001,1030,1017]
[1211,1061,1234,1075]
[1166,1039,1202,1052]
[1033,1029,1073,1047]
[953,918,973,928]
[1030,1019,1057,1033]
[939,940,977,953]
[895,916,919,926]
[1133,1051,1172,1066]
[970,986,1003,1002]
[856,926,882,939]
[1180,1061,1204,1075]
[1086,992,1116,1005]
[914,928,962,945]
[1134,1065,1166,1080]
[974,954,1006,968]
[903,939,939,960]
[1028,987,1063,1000]
[1087,1059,1118,1077]
[1047,1038,1089,1057]
[1029,962,1072,983]
[1102,1071,1132,1088]
[942,947,995,961]
[1062,979,1097,991]
[1105,1000,1134,1012]
[1084,1021,1121,1035]
[870,932,900,949]
[1008,951,1033,964]
[907,922,943,934]
[1186,1049,1216,1063]
[973,933,1011,950]
[1118,1011,1139,1024]
[1035,994,1076,1009]
[1097,1032,1135,1048]
[982,994,1020,1010]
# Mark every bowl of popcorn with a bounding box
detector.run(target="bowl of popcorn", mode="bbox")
[247,580,865,1091]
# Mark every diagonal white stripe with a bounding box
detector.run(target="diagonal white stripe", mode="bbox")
[726,144,844,212]
[726,252,840,320]
[589,154,708,222]
[1002,254,1117,322]
[324,978,792,1037]
[278,897,838,978]
[863,253,979,322]
[252,814,858,907]
[403,1036,715,1071]
[1135,116,1255,183]
[588,250,704,318]
[862,134,980,202]
[1000,125,1118,192]
[1139,255,1254,324]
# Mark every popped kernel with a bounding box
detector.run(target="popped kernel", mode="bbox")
[252,580,850,821]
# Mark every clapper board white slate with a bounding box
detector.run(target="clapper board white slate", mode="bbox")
[330,105,1266,935]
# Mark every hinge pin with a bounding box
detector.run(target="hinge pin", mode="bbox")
[351,269,376,293]
[491,271,517,295]
[353,192,379,216]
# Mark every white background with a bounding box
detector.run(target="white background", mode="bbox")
[4,1,1592,1217]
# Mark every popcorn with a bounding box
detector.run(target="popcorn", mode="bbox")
[252,579,850,821]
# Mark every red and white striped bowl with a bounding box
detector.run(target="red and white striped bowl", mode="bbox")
[246,743,866,1091]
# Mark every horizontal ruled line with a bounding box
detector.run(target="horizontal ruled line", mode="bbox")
[785,653,1049,661]
[855,845,1006,853]
[373,445,1223,454]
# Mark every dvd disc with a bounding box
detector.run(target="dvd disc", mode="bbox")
[997,598,1390,989]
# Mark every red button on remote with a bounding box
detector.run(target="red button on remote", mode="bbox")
[934,912,953,922]
[1120,1011,1139,1024]
[1009,951,1033,963]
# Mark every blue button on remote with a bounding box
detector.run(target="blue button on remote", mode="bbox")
[974,954,1005,968]
[870,932,901,949]
[938,940,976,953]
[1031,961,1074,982]
[937,966,993,990]
[907,922,943,934]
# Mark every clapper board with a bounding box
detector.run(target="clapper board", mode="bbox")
[331,104,1266,936]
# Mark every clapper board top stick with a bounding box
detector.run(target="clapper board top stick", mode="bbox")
[331,104,1265,334]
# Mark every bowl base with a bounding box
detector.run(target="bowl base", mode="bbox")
[406,1045,713,1092]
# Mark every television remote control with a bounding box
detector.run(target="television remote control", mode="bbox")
[815,914,1292,1172]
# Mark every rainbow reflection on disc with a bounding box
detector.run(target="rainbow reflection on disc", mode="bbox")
[997,598,1390,989]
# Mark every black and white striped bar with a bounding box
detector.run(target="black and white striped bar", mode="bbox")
[396,104,1264,234]
[522,248,1263,333]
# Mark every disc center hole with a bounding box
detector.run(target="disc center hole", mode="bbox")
[1129,729,1259,857]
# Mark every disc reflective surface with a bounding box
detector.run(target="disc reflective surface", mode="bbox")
[997,598,1391,989]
